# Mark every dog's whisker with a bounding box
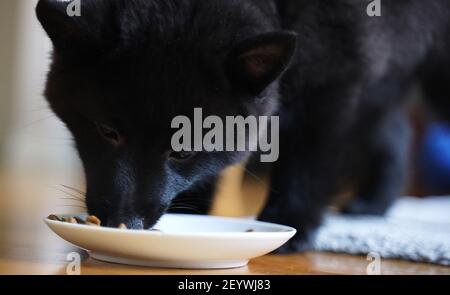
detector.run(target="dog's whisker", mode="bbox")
[237,165,279,194]
[59,184,86,196]
[56,205,88,209]
[58,197,86,203]
[169,205,202,214]
[51,186,85,200]
[172,198,213,205]
[170,202,201,209]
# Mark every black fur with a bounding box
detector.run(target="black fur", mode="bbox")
[36,0,450,250]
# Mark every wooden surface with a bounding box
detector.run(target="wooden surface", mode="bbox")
[0,168,449,275]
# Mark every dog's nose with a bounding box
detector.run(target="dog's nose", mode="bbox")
[124,217,145,229]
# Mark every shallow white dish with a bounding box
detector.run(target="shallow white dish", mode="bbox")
[44,214,296,269]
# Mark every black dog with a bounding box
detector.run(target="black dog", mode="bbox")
[36,0,450,251]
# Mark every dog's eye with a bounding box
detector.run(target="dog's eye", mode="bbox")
[168,151,196,162]
[96,123,123,146]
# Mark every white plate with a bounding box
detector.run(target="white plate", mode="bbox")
[44,214,296,269]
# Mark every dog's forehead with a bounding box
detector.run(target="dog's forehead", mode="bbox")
[87,61,225,124]
[116,0,270,52]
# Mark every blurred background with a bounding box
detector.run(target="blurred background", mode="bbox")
[0,0,449,274]
[0,0,86,227]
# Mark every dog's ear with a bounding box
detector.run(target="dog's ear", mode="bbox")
[227,31,297,94]
[36,0,117,53]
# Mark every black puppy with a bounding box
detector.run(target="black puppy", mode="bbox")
[36,0,450,251]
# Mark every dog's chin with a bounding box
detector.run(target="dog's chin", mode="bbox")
[143,215,162,230]
[141,205,170,230]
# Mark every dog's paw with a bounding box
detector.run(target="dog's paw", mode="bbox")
[258,206,318,253]
[273,231,316,254]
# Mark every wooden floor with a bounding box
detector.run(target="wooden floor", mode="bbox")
[0,168,449,275]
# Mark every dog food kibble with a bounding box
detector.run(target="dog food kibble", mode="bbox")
[86,215,101,226]
[74,217,86,224]
[68,217,78,224]
[48,214,101,226]
[48,214,63,222]
[47,214,163,232]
